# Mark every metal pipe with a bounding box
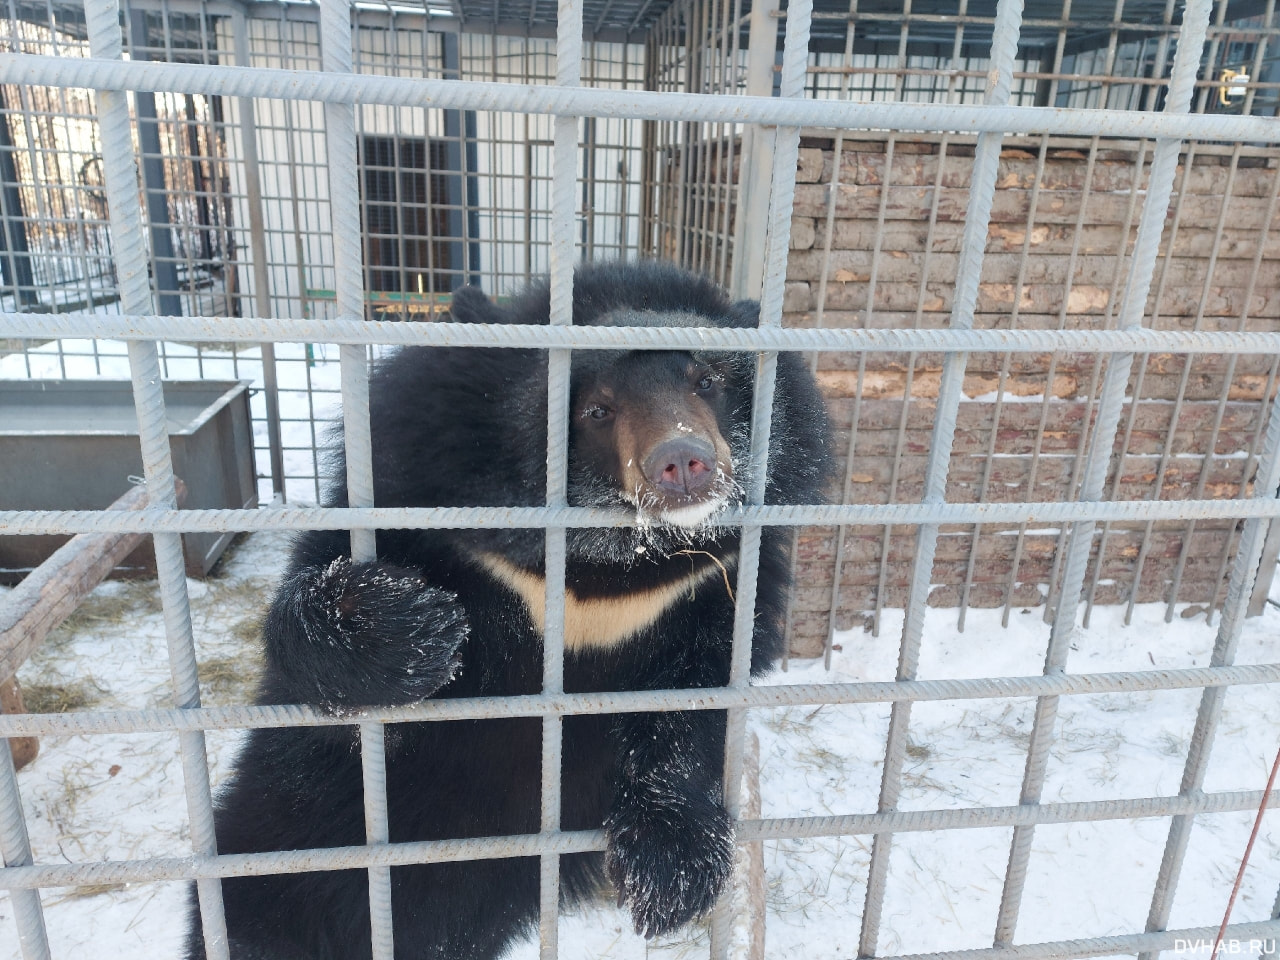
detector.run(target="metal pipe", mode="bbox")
[231,9,286,501]
[4,787,1280,890]
[0,735,50,959]
[84,1,230,956]
[7,54,1280,144]
[1,661,1278,739]
[9,314,1280,354]
[317,0,389,954]
[539,0,583,953]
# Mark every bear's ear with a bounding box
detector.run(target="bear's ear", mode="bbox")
[725,299,761,328]
[447,285,506,324]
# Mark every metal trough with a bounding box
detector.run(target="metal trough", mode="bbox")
[0,379,257,581]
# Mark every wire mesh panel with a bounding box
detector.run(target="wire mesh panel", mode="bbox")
[0,0,1279,959]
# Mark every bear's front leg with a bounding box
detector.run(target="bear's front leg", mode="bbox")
[604,710,735,939]
[263,557,469,708]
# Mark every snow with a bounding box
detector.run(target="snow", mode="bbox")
[2,532,1277,960]
[0,532,295,959]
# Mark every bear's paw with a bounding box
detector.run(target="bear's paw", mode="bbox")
[603,786,735,939]
[286,558,469,707]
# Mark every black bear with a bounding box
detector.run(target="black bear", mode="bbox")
[186,261,832,960]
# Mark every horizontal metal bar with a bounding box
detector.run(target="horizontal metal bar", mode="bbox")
[5,314,1280,355]
[1,831,606,888]
[5,497,1280,537]
[0,787,1274,889]
[884,921,1280,960]
[0,662,1275,737]
[754,787,1280,841]
[2,53,1279,143]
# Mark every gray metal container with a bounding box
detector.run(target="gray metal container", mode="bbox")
[0,379,258,582]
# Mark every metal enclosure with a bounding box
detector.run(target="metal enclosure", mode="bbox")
[0,1,1279,960]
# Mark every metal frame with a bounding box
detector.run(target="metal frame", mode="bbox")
[2,0,1280,959]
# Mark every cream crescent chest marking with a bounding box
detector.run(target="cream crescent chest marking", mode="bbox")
[470,550,737,651]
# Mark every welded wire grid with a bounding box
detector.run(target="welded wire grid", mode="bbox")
[2,0,1280,959]
[0,0,652,503]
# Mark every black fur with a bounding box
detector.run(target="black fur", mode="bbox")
[186,261,832,960]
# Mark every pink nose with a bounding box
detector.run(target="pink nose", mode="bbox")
[644,438,716,496]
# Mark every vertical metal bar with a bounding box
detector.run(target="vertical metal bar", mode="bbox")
[1082,1,1182,622]
[11,83,53,311]
[1139,339,1280,959]
[441,29,479,291]
[858,2,1025,955]
[960,0,1063,630]
[687,0,708,271]
[541,3,582,956]
[0,87,36,307]
[1143,248,1280,960]
[317,1,389,957]
[671,3,693,269]
[84,3,230,960]
[1172,202,1280,619]
[993,0,1214,947]
[0,731,50,960]
[462,82,480,284]
[870,0,928,639]
[1122,136,1261,626]
[711,4,810,957]
[727,0,779,301]
[231,9,286,502]
[127,7,182,317]
[1085,138,1194,627]
[712,0,742,287]
[957,135,1052,631]
[1040,0,1134,625]
[817,0,862,667]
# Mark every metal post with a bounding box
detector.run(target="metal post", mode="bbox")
[317,1,389,957]
[231,9,286,502]
[85,2,230,957]
[992,0,1215,947]
[712,1,811,957]
[728,0,779,301]
[127,8,182,317]
[441,29,480,291]
[859,1,1026,954]
[0,86,36,308]
[540,0,582,951]
[0,732,50,960]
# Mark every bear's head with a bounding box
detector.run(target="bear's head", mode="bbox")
[566,339,744,531]
[364,261,832,568]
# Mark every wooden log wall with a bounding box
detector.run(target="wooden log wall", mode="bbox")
[769,133,1280,658]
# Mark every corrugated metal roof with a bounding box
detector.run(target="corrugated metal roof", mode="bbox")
[443,0,672,38]
[810,0,1270,53]
[456,0,1271,54]
[12,0,1276,53]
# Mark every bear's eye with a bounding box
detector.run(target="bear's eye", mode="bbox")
[695,373,717,392]
[583,404,613,421]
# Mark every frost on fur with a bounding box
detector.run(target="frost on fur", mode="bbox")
[265,557,469,708]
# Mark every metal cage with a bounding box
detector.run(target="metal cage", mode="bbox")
[2,0,1280,959]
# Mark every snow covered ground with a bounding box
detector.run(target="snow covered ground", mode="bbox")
[1,528,1277,960]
